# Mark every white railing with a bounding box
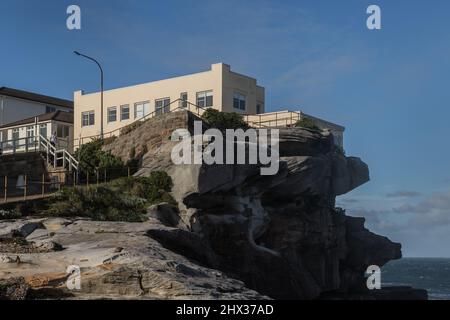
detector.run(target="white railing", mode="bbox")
[39,135,79,172]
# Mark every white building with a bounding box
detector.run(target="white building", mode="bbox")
[0,111,74,155]
[0,87,73,127]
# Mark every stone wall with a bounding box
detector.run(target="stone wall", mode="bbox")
[103,110,195,163]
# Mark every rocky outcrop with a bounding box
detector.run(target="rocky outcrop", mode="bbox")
[105,115,401,300]
[0,218,267,300]
[0,112,421,300]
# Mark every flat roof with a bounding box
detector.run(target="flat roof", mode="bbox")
[0,87,73,109]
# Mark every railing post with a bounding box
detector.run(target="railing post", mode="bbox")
[24,174,27,201]
[42,173,45,197]
[4,176,7,203]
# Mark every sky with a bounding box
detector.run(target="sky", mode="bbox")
[1,0,449,257]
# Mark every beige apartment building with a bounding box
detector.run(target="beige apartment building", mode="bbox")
[74,63,265,141]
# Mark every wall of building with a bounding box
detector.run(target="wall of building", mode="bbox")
[0,95,72,126]
[74,63,265,141]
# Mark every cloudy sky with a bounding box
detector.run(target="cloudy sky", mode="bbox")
[1,0,449,257]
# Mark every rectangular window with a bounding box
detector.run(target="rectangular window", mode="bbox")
[12,128,19,141]
[256,103,264,114]
[82,111,95,127]
[107,107,117,123]
[27,126,34,145]
[155,98,170,116]
[180,92,188,109]
[233,92,246,111]
[46,106,56,113]
[39,124,47,138]
[134,101,150,119]
[196,90,213,108]
[120,105,130,121]
[56,125,70,138]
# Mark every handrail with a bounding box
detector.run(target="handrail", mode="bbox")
[73,98,209,148]
[39,135,79,172]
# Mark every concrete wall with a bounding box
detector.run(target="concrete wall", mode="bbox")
[74,63,265,141]
[0,95,72,126]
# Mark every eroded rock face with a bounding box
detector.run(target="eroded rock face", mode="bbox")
[0,218,268,300]
[0,115,407,300]
[125,120,398,299]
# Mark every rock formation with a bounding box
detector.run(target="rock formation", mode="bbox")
[0,111,427,300]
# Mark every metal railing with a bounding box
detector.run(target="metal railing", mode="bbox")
[244,111,302,128]
[39,135,79,172]
[72,99,209,149]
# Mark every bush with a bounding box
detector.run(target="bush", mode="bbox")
[74,138,124,176]
[295,117,320,131]
[0,209,21,220]
[44,171,175,221]
[201,109,249,131]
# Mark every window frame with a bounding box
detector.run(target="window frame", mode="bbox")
[233,92,247,111]
[196,90,213,108]
[180,92,188,109]
[81,110,95,127]
[107,106,117,123]
[155,98,171,115]
[134,101,150,119]
[120,104,130,121]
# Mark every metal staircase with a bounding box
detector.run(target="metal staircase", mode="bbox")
[38,135,79,173]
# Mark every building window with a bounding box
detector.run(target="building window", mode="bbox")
[179,93,188,109]
[46,106,56,113]
[82,111,95,127]
[57,125,70,138]
[256,103,264,114]
[196,91,213,108]
[107,107,117,123]
[134,101,150,119]
[155,98,170,116]
[12,128,19,141]
[27,126,34,145]
[233,92,246,111]
[39,124,47,138]
[120,105,130,121]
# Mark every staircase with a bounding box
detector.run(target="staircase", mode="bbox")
[38,135,79,173]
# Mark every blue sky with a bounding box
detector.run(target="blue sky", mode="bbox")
[1,0,449,257]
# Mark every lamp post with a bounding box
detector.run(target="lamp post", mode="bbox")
[74,51,104,139]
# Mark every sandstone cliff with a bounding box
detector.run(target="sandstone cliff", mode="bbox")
[0,111,426,300]
[103,111,406,299]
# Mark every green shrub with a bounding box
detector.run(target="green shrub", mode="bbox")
[0,209,21,220]
[74,138,124,176]
[201,109,249,131]
[295,117,320,131]
[44,172,175,222]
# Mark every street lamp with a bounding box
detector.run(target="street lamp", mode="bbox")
[74,51,104,139]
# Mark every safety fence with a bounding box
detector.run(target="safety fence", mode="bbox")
[0,166,141,205]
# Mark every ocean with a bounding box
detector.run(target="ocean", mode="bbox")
[381,258,450,300]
